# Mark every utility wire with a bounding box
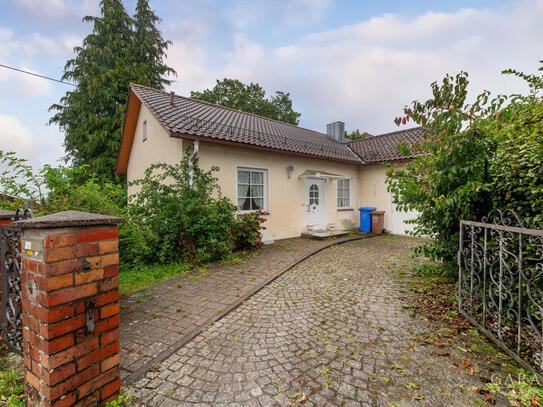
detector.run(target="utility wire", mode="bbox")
[0,63,76,86]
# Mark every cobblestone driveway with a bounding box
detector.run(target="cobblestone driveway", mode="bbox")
[121,236,362,381]
[128,236,505,406]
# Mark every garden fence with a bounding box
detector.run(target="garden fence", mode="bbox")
[0,208,32,353]
[458,209,543,380]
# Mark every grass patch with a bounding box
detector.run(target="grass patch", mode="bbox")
[119,263,190,297]
[0,345,24,406]
[484,370,543,406]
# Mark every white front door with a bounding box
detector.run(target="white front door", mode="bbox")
[306,179,325,229]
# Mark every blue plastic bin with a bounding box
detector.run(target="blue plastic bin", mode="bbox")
[359,207,376,232]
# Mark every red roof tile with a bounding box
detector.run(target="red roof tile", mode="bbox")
[129,84,427,166]
[347,127,428,163]
[131,84,362,164]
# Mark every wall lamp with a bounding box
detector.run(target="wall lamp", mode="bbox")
[287,163,295,178]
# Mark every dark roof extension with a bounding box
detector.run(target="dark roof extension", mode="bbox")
[347,127,428,164]
[118,84,427,174]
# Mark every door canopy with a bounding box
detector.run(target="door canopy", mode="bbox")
[298,169,350,180]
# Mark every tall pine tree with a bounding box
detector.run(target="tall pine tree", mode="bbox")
[50,0,175,183]
[132,0,175,89]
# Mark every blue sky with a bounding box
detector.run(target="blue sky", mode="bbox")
[1,0,542,170]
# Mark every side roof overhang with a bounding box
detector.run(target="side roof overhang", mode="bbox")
[117,89,142,175]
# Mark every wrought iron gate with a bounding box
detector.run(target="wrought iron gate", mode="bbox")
[458,209,543,379]
[1,208,33,353]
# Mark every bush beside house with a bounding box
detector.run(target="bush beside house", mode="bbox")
[0,150,264,292]
[123,152,265,266]
[387,65,543,275]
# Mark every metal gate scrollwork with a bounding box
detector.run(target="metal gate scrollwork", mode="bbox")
[1,208,33,353]
[458,209,543,380]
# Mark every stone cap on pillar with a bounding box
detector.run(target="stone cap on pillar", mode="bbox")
[12,210,124,229]
[0,209,16,220]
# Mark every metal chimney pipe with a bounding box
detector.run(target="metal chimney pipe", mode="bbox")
[170,91,175,107]
[326,121,345,143]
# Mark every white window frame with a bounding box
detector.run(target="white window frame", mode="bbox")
[337,178,353,209]
[142,119,147,142]
[235,166,269,213]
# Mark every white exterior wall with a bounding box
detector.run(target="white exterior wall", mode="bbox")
[388,201,419,235]
[194,141,360,241]
[356,162,418,235]
[124,110,417,239]
[126,104,184,197]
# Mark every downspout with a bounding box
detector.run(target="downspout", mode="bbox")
[188,141,199,189]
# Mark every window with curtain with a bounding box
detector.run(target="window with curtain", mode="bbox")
[337,179,351,208]
[237,168,267,211]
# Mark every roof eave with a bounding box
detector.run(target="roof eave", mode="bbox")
[361,157,416,166]
[170,132,363,165]
[117,89,142,175]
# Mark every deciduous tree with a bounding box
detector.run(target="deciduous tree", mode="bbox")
[386,64,542,274]
[344,129,370,140]
[191,78,301,125]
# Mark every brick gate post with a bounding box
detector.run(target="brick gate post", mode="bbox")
[14,211,123,407]
[0,210,15,226]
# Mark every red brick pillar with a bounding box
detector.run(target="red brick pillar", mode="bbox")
[0,210,14,226]
[14,211,123,407]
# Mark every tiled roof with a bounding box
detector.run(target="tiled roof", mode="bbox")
[347,127,427,163]
[129,84,426,165]
[131,84,362,164]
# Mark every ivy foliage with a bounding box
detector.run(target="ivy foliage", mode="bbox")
[190,78,301,125]
[490,70,543,227]
[49,0,175,184]
[387,64,543,274]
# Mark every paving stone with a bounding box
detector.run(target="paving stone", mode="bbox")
[121,237,355,378]
[127,236,509,406]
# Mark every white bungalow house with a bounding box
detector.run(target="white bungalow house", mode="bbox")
[117,84,423,242]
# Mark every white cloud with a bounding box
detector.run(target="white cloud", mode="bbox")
[166,42,210,93]
[28,33,80,57]
[0,26,13,42]
[16,0,101,23]
[0,25,79,61]
[0,25,79,97]
[0,114,36,158]
[0,114,65,170]
[0,66,52,97]
[18,0,67,17]
[76,0,100,17]
[166,0,543,134]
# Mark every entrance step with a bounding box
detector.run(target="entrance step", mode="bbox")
[301,229,351,240]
